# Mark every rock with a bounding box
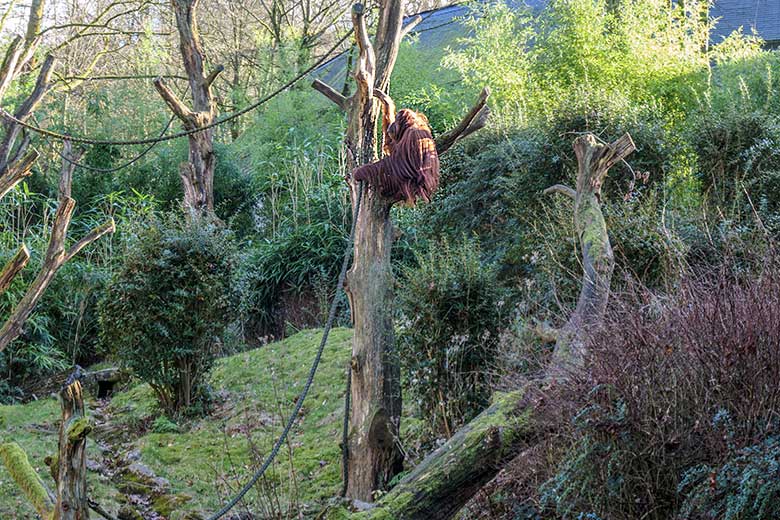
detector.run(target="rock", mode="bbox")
[116,462,171,495]
[153,493,193,517]
[118,504,144,520]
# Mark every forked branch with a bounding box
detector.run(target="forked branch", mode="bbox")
[435,87,491,154]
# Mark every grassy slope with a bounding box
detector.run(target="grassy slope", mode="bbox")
[0,328,355,518]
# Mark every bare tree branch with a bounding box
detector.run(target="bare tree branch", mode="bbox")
[543,184,576,200]
[0,245,30,295]
[435,87,491,154]
[312,78,347,109]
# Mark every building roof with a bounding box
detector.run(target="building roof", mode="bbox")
[711,0,780,44]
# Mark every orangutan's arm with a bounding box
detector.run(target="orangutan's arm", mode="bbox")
[353,158,386,183]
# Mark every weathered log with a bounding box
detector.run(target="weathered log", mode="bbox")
[544,133,635,367]
[54,380,91,519]
[0,377,93,520]
[326,390,533,520]
[0,442,55,519]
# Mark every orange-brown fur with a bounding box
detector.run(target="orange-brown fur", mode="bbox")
[353,109,440,205]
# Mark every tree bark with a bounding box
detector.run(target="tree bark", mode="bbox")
[54,379,92,520]
[0,143,115,353]
[155,0,222,213]
[0,376,92,520]
[543,133,635,368]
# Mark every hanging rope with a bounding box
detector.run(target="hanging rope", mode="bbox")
[0,30,353,148]
[340,361,352,497]
[207,182,364,520]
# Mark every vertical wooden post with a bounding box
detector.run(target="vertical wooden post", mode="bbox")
[312,3,491,500]
[54,379,92,520]
[544,133,636,367]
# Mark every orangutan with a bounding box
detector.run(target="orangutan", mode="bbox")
[350,95,439,205]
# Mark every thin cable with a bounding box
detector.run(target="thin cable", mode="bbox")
[0,30,354,147]
[207,182,364,520]
[53,113,176,173]
[339,361,352,497]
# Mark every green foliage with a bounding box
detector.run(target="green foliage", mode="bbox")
[678,433,780,520]
[689,106,780,221]
[100,213,237,415]
[151,416,180,434]
[397,238,507,440]
[236,218,349,338]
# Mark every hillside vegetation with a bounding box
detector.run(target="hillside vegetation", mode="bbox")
[1,0,780,518]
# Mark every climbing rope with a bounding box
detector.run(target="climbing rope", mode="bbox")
[0,30,353,148]
[207,182,364,520]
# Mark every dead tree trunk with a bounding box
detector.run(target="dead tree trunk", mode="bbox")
[54,379,91,519]
[313,2,490,501]
[0,142,115,352]
[0,376,92,519]
[154,0,223,213]
[543,133,635,368]
[324,134,634,519]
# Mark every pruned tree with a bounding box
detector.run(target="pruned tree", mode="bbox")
[154,0,223,213]
[324,133,635,519]
[312,1,490,501]
[0,373,92,519]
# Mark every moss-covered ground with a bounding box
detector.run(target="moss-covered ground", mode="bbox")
[0,328,380,518]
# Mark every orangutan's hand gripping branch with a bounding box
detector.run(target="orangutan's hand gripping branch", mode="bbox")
[350,92,440,205]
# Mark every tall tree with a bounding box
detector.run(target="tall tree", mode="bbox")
[313,1,490,500]
[154,0,223,213]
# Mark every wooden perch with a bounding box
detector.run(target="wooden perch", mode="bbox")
[0,150,37,199]
[400,15,423,39]
[435,87,491,154]
[0,442,55,519]
[312,78,348,110]
[154,76,193,121]
[328,390,534,519]
[55,379,91,519]
[352,3,375,103]
[0,36,24,99]
[543,184,576,200]
[204,64,224,88]
[0,376,92,519]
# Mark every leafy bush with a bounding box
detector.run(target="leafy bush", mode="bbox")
[678,434,780,520]
[541,260,780,519]
[100,214,237,415]
[397,238,508,440]
[689,107,780,220]
[236,218,350,340]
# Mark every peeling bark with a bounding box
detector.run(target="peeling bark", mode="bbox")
[544,133,635,368]
[54,380,91,519]
[0,378,92,520]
